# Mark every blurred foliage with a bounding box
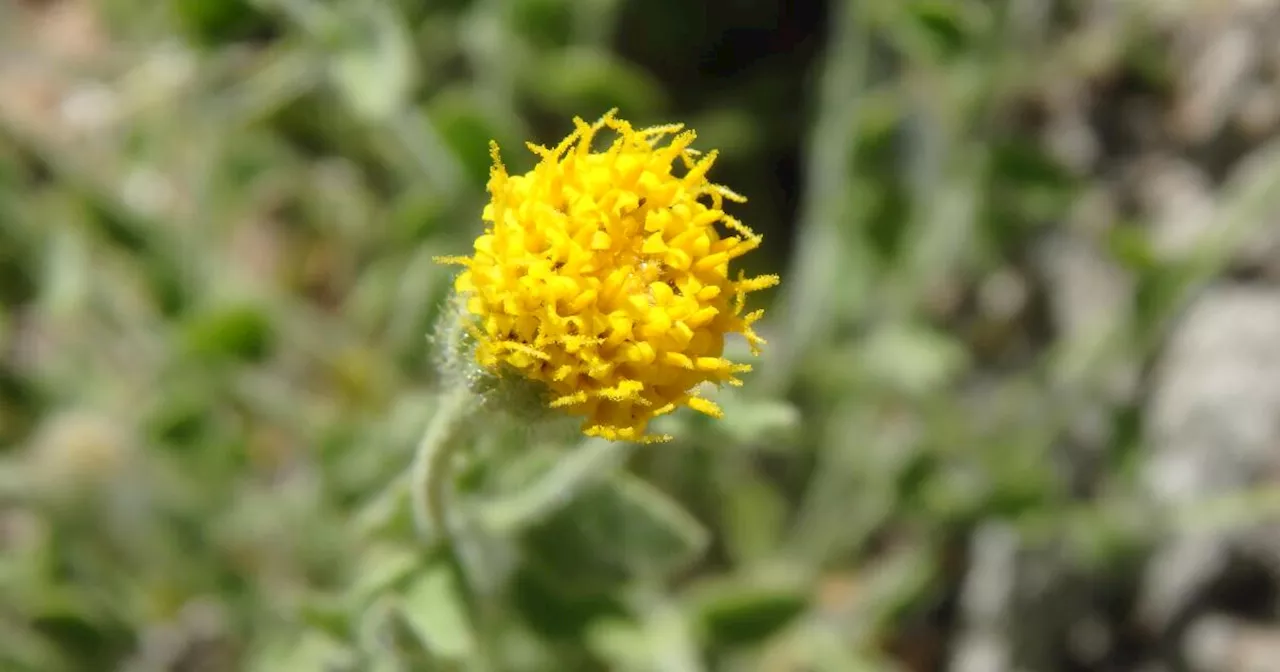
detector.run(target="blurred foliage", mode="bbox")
[3,0,1280,671]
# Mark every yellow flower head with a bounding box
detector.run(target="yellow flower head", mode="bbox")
[438,111,779,442]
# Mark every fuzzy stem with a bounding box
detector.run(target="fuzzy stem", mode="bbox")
[410,386,476,542]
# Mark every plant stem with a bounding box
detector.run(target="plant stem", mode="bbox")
[410,386,476,543]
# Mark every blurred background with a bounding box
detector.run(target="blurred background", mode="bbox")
[4,0,1280,670]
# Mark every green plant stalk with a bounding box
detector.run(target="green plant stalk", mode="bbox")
[410,386,476,542]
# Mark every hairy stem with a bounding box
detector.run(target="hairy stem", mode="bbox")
[410,386,476,542]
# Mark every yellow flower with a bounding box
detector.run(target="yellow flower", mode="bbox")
[438,110,779,442]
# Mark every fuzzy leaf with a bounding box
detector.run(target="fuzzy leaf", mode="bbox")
[521,474,708,592]
[328,4,414,121]
[689,577,809,647]
[396,563,476,661]
[347,544,420,606]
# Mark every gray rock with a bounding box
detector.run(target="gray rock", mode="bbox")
[1140,286,1280,628]
[1133,156,1217,263]
[1144,287,1280,504]
[949,524,1086,672]
[1185,614,1280,672]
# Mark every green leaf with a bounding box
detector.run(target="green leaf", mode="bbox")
[720,467,787,563]
[328,3,415,121]
[181,303,275,362]
[903,0,993,60]
[0,616,69,672]
[526,48,665,119]
[650,382,798,449]
[511,569,625,641]
[249,630,355,672]
[0,307,9,355]
[427,89,512,188]
[395,563,476,661]
[510,0,573,48]
[521,474,708,593]
[481,438,635,534]
[859,322,968,396]
[1107,223,1159,272]
[346,544,420,606]
[297,594,351,642]
[909,0,969,55]
[172,0,276,45]
[719,395,800,447]
[586,618,650,671]
[689,576,809,648]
